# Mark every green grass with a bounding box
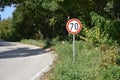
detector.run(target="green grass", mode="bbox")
[51,41,120,80]
[21,38,55,48]
[21,39,45,47]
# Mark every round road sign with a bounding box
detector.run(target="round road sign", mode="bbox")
[66,18,82,34]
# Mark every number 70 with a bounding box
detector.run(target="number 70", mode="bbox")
[70,23,78,30]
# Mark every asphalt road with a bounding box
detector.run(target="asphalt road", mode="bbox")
[0,40,55,80]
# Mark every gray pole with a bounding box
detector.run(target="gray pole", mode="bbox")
[73,34,75,63]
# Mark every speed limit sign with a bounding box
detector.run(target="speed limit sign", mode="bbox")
[66,18,82,63]
[66,18,82,34]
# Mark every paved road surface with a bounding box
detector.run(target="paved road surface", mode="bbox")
[0,40,55,80]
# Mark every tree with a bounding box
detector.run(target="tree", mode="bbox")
[0,0,24,11]
[1,0,120,42]
[0,18,13,39]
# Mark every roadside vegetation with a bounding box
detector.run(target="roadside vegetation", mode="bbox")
[21,39,45,47]
[0,0,120,80]
[51,41,120,80]
[21,39,120,80]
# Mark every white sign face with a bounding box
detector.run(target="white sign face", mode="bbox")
[66,18,82,34]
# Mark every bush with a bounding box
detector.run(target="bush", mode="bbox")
[80,26,112,46]
[79,12,120,46]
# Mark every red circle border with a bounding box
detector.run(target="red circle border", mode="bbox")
[66,18,82,34]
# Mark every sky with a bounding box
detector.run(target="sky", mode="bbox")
[0,5,15,20]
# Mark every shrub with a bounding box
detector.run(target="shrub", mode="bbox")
[80,26,111,46]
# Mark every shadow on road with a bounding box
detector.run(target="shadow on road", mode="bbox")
[0,40,50,59]
[0,41,15,46]
[0,48,50,59]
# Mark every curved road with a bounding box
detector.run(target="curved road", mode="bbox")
[0,40,56,80]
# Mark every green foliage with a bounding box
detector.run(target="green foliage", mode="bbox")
[108,20,120,43]
[80,26,112,46]
[90,12,106,27]
[99,65,120,80]
[51,41,120,80]
[0,18,15,40]
[44,38,51,48]
[0,0,23,11]
[1,0,119,43]
[11,0,68,39]
[79,12,120,46]
[1,0,120,43]
[42,0,60,12]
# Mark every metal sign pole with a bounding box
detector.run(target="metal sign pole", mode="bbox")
[73,34,75,63]
[66,18,82,63]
